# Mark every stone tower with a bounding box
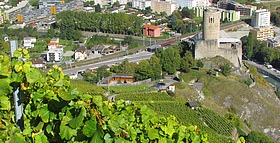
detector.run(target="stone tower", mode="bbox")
[203,9,221,40]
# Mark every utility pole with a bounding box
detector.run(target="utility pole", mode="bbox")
[10,40,23,132]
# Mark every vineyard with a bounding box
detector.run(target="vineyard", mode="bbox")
[116,92,175,101]
[114,92,235,143]
[103,84,154,94]
[0,49,214,142]
[196,108,235,137]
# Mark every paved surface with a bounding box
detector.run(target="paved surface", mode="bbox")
[63,51,153,75]
[247,61,280,81]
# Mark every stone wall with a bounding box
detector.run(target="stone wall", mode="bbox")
[194,39,242,67]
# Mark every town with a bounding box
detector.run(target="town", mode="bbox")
[0,0,280,142]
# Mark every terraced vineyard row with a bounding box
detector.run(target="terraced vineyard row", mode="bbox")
[144,102,233,143]
[116,92,175,101]
[197,108,235,137]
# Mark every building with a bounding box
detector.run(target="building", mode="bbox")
[74,46,87,61]
[218,1,256,16]
[143,24,161,37]
[195,7,240,22]
[39,0,63,9]
[3,0,31,21]
[151,0,178,15]
[132,0,151,10]
[186,9,242,68]
[31,58,46,69]
[251,9,270,27]
[176,0,210,9]
[47,37,63,62]
[250,26,274,41]
[267,36,280,48]
[23,37,36,49]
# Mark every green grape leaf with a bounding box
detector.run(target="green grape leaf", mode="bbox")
[164,125,175,137]
[39,105,49,123]
[104,133,113,143]
[148,128,159,140]
[13,50,21,58]
[22,62,31,73]
[0,95,11,110]
[33,92,44,102]
[58,89,76,101]
[60,124,77,140]
[90,129,103,143]
[92,96,103,108]
[26,68,41,83]
[191,135,201,143]
[108,120,119,133]
[83,118,97,137]
[69,107,86,129]
[10,133,26,143]
[22,128,32,136]
[34,122,44,132]
[54,79,65,87]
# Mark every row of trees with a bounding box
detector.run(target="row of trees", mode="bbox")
[168,9,201,34]
[271,11,280,27]
[56,11,144,36]
[241,32,280,68]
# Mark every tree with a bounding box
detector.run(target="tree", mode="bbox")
[95,4,101,12]
[159,47,181,74]
[134,60,152,81]
[112,1,120,8]
[180,7,195,19]
[246,131,274,143]
[47,27,56,38]
[84,1,95,7]
[220,63,231,76]
[181,51,194,73]
[197,59,204,70]
[149,55,162,80]
[118,59,135,74]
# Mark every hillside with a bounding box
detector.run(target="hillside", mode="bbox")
[177,69,280,141]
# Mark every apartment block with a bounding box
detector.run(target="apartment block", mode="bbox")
[251,9,270,27]
[39,0,63,9]
[132,0,151,10]
[218,1,256,16]
[3,0,31,21]
[151,0,178,15]
[250,26,274,41]
[194,7,240,22]
[176,0,209,9]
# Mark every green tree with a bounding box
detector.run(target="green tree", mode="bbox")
[181,51,194,73]
[112,1,120,7]
[118,59,135,74]
[95,4,101,12]
[84,1,95,7]
[46,27,56,38]
[134,60,152,81]
[246,131,274,143]
[160,47,181,74]
[220,63,231,76]
[149,55,162,80]
[197,59,204,69]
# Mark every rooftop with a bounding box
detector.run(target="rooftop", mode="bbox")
[219,38,240,43]
[143,24,160,30]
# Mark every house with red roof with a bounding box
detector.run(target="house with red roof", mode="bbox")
[143,24,161,37]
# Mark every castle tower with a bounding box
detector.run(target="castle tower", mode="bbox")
[203,9,221,40]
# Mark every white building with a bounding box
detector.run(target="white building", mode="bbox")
[23,37,36,49]
[251,9,270,27]
[132,0,151,10]
[47,48,63,62]
[175,0,210,9]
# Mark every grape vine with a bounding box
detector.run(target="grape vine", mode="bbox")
[0,49,210,142]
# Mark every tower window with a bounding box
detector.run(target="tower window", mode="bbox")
[209,17,214,23]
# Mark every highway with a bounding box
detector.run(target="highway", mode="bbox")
[63,21,247,75]
[63,51,153,75]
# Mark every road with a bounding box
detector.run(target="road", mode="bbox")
[63,21,246,75]
[63,51,153,75]
[247,61,280,82]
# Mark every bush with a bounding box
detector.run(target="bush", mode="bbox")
[220,63,231,76]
